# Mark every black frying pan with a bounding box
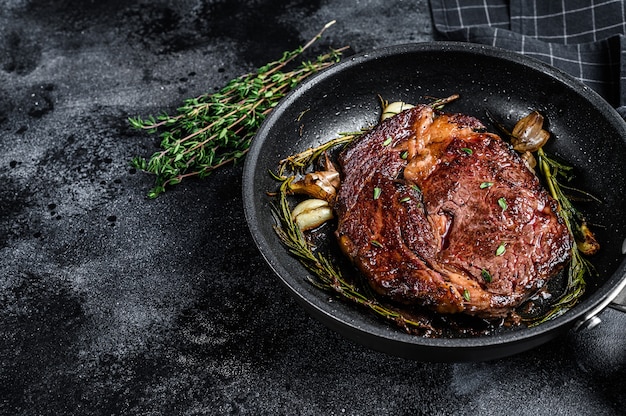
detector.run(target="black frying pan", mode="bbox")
[242,42,626,362]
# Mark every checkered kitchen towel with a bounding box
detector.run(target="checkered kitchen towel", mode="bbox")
[429,0,626,114]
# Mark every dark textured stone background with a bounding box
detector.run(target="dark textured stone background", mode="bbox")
[0,1,624,415]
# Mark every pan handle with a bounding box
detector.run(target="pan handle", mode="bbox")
[611,239,626,313]
[575,256,626,331]
[585,237,626,322]
[609,282,626,313]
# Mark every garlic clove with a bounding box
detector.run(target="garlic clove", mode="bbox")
[576,222,600,256]
[520,151,537,171]
[288,170,340,202]
[381,101,415,121]
[292,199,334,231]
[511,111,551,152]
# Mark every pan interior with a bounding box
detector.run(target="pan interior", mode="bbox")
[242,42,626,354]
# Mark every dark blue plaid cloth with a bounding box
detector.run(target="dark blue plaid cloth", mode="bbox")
[429,0,626,115]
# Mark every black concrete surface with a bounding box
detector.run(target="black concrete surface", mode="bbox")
[0,1,624,415]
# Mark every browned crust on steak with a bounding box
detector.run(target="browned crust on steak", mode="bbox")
[334,105,573,318]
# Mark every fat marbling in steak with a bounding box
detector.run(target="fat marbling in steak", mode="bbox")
[334,105,573,318]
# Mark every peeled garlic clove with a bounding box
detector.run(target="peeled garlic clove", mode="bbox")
[381,101,415,121]
[292,199,334,231]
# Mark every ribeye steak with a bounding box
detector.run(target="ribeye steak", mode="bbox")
[334,105,573,318]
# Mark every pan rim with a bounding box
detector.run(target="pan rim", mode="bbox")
[242,41,626,356]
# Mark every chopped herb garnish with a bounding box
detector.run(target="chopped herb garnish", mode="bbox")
[498,197,508,211]
[399,196,411,203]
[373,187,382,200]
[480,182,493,189]
[400,150,409,159]
[371,240,383,248]
[495,243,506,256]
[410,184,421,193]
[481,268,492,283]
[383,137,393,146]
[463,289,471,301]
[461,147,473,155]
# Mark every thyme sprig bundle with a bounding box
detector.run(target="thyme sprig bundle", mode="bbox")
[130,21,347,198]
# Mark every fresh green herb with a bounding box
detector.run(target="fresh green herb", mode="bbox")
[463,289,471,301]
[130,22,346,198]
[399,196,411,203]
[430,94,460,110]
[461,147,473,155]
[383,137,393,146]
[371,240,383,248]
[410,184,421,193]
[481,268,492,283]
[400,151,409,159]
[480,181,493,189]
[495,243,506,256]
[373,187,382,200]
[498,197,508,211]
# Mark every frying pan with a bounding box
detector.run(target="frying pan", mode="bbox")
[242,42,626,362]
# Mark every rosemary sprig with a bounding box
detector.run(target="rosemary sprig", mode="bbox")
[130,21,347,198]
[531,148,597,324]
[276,131,361,177]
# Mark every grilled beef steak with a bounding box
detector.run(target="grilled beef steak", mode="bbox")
[334,105,573,318]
